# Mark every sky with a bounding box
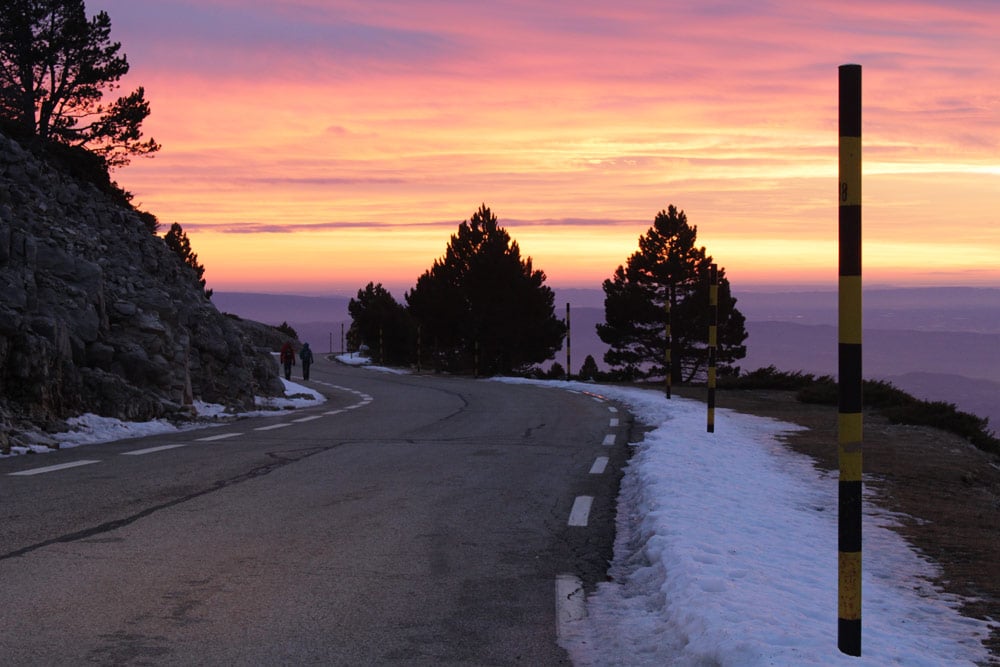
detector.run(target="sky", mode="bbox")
[6,372,993,664]
[93,0,1000,295]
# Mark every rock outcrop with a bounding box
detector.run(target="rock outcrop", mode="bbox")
[0,132,284,452]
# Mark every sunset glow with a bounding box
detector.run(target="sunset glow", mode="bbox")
[95,0,1000,294]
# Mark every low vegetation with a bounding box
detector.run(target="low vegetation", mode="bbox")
[723,366,999,455]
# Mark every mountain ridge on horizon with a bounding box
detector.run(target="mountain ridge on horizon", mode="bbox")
[213,286,999,430]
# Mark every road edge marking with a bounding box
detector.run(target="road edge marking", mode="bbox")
[555,574,587,638]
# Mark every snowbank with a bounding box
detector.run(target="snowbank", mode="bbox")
[498,378,993,666]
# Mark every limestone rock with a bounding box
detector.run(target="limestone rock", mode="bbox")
[0,132,285,452]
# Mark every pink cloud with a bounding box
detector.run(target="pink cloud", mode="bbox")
[90,0,1000,290]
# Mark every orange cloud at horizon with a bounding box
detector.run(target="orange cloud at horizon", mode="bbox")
[95,0,999,294]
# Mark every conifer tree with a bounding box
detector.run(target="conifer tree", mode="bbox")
[0,0,159,167]
[578,354,600,381]
[163,222,211,299]
[348,282,413,365]
[597,205,747,381]
[406,204,566,375]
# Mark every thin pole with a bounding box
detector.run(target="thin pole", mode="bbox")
[707,264,718,433]
[838,62,863,657]
[566,302,571,380]
[665,297,671,399]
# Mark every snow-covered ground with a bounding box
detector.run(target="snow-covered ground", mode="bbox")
[1,378,325,456]
[4,371,995,664]
[498,378,995,666]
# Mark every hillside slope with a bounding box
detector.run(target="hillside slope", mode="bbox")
[0,134,283,452]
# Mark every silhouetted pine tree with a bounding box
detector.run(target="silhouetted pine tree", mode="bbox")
[597,205,747,382]
[163,222,212,298]
[348,282,413,365]
[406,204,565,375]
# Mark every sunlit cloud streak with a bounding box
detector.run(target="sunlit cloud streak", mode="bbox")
[91,0,1000,291]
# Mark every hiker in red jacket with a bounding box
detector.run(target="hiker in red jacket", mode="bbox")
[279,341,295,380]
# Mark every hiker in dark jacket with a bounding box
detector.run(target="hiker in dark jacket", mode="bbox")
[279,341,295,380]
[299,342,314,380]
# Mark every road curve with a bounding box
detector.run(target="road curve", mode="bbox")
[0,356,632,665]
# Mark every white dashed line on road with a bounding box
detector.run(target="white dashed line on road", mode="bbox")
[121,444,186,456]
[555,574,587,638]
[602,434,616,447]
[196,433,243,442]
[589,457,609,475]
[609,418,619,427]
[568,496,594,527]
[255,423,291,431]
[292,415,323,423]
[8,460,101,476]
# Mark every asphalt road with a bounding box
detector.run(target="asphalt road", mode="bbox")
[0,357,633,665]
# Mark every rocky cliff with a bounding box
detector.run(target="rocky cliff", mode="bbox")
[0,132,285,453]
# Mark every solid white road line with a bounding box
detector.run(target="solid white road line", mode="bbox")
[121,444,186,456]
[567,496,594,527]
[602,434,616,447]
[589,457,609,475]
[196,433,242,442]
[9,460,101,476]
[555,574,587,638]
[255,423,292,431]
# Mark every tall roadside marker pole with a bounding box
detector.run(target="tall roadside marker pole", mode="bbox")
[707,264,718,433]
[566,302,572,380]
[838,63,863,657]
[664,298,672,399]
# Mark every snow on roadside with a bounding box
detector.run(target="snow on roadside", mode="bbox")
[1,378,325,458]
[334,353,410,374]
[496,377,994,666]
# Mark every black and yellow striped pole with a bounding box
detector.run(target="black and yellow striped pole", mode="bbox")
[838,63,863,657]
[664,297,672,398]
[707,263,718,433]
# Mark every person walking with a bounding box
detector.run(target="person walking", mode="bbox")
[299,342,314,380]
[279,341,295,380]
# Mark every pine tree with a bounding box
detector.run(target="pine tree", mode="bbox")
[406,204,566,375]
[163,222,212,298]
[597,205,747,382]
[578,354,600,381]
[0,0,159,167]
[347,282,413,365]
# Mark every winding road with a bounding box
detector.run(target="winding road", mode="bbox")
[0,356,632,665]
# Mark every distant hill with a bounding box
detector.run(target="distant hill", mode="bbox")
[212,292,352,328]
